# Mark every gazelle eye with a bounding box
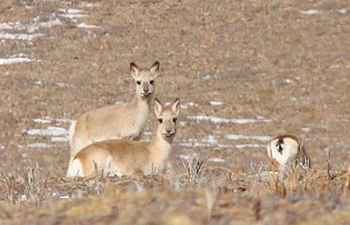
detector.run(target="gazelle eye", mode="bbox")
[158,118,163,123]
[172,118,177,123]
[136,81,141,85]
[150,80,154,85]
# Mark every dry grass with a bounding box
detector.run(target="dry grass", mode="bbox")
[1,0,350,224]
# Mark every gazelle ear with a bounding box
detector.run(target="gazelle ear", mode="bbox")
[171,98,180,117]
[154,98,163,117]
[149,61,160,78]
[130,62,140,80]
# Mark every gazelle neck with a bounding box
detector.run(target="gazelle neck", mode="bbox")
[148,132,172,169]
[132,94,152,109]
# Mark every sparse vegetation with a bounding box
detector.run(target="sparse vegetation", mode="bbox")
[1,0,350,224]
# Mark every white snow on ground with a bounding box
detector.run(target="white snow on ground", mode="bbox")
[301,8,347,15]
[81,2,101,8]
[28,18,62,32]
[34,81,43,86]
[178,142,264,149]
[235,144,263,149]
[26,126,68,136]
[181,102,199,109]
[338,8,347,14]
[208,158,226,163]
[51,136,69,142]
[0,18,62,33]
[56,82,68,88]
[329,64,340,69]
[0,57,33,65]
[187,115,270,124]
[33,118,52,124]
[209,101,225,106]
[225,134,272,142]
[24,118,73,147]
[61,14,87,19]
[301,127,311,132]
[301,9,321,15]
[179,133,268,150]
[0,32,43,41]
[58,8,87,18]
[33,117,73,124]
[27,143,50,148]
[56,118,74,123]
[59,195,70,199]
[62,9,85,14]
[76,23,101,29]
[0,22,24,30]
[178,152,200,160]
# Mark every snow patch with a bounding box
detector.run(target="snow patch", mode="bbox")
[28,18,62,33]
[76,23,101,29]
[33,118,52,124]
[209,101,225,106]
[0,18,62,33]
[338,8,347,14]
[181,102,199,109]
[208,158,226,163]
[329,64,340,69]
[0,57,33,65]
[59,195,70,199]
[0,32,43,41]
[26,126,68,136]
[301,127,311,132]
[283,79,293,84]
[27,143,50,148]
[51,136,70,142]
[56,82,68,88]
[178,152,200,160]
[225,134,272,142]
[235,144,263,149]
[301,9,321,15]
[59,9,87,19]
[81,2,101,8]
[187,115,270,124]
[56,118,74,123]
[58,8,85,14]
[178,142,264,149]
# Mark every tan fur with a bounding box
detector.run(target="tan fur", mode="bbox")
[69,61,160,159]
[66,98,180,178]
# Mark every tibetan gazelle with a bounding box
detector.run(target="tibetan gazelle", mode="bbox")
[69,61,160,159]
[266,134,311,171]
[66,98,180,177]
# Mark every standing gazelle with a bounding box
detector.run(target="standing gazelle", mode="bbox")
[266,134,311,171]
[66,98,180,177]
[69,61,160,159]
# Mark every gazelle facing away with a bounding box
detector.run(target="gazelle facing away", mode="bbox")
[266,134,311,171]
[66,98,180,177]
[69,61,160,159]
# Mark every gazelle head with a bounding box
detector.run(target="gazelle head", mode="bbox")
[130,61,160,100]
[154,98,180,142]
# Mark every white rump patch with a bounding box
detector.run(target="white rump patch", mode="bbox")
[66,158,84,177]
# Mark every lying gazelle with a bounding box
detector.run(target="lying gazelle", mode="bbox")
[66,98,180,177]
[69,61,160,159]
[266,134,311,171]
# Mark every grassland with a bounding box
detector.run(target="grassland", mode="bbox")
[0,0,350,224]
